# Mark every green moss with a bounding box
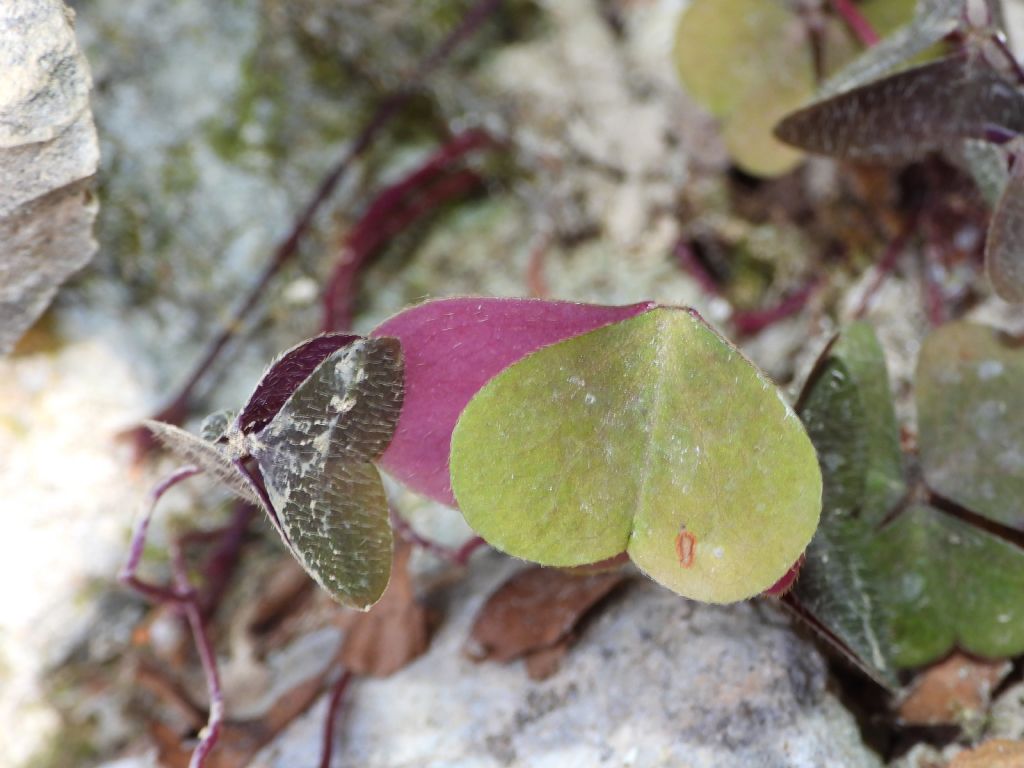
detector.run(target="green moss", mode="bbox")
[160,141,199,197]
[203,44,290,165]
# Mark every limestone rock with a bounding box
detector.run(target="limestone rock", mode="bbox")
[254,555,882,768]
[0,0,99,354]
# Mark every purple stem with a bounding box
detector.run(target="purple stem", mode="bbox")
[120,465,203,601]
[732,278,823,337]
[119,465,226,768]
[919,242,948,327]
[830,0,880,47]
[171,540,225,768]
[319,670,354,768]
[389,507,486,566]
[673,239,723,297]
[853,220,915,319]
[322,129,492,331]
[195,503,258,619]
[144,0,506,437]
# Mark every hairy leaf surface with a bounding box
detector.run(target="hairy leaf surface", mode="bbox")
[794,322,1024,678]
[776,55,1024,162]
[252,337,404,609]
[371,297,653,506]
[450,307,822,604]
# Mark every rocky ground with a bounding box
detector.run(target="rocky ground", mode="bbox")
[4,1,1024,766]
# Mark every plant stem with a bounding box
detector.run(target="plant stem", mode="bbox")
[732,278,823,337]
[673,238,723,297]
[389,507,486,566]
[322,129,493,331]
[831,0,880,47]
[139,0,506,444]
[119,466,227,768]
[853,218,915,319]
[319,670,354,768]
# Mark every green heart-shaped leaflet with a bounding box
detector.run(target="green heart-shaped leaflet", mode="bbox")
[795,321,1024,678]
[673,0,916,176]
[449,307,822,604]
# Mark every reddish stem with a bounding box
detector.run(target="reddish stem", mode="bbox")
[195,503,258,619]
[920,244,948,327]
[831,0,880,47]
[131,0,505,455]
[322,129,493,331]
[853,219,915,319]
[172,540,225,768]
[732,278,823,337]
[318,670,354,768]
[120,465,203,601]
[119,466,226,768]
[673,239,723,297]
[389,508,486,566]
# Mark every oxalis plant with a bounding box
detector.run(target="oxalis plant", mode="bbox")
[773,0,1024,301]
[125,298,823,763]
[132,298,822,608]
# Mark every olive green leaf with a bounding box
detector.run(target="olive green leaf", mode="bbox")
[794,321,1024,682]
[449,306,822,604]
[673,0,916,176]
[251,337,404,610]
[793,323,907,686]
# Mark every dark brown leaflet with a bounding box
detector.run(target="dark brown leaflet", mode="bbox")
[986,156,1024,301]
[775,54,1024,162]
[252,337,405,609]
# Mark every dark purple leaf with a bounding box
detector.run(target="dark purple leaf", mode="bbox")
[986,157,1024,302]
[369,298,655,506]
[238,333,360,435]
[775,55,1024,162]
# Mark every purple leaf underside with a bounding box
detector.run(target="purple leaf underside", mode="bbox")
[776,55,1024,162]
[238,333,360,434]
[370,297,655,506]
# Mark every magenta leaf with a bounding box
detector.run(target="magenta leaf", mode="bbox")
[370,297,655,505]
[237,333,360,434]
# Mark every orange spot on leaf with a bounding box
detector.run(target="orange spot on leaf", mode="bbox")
[675,529,697,568]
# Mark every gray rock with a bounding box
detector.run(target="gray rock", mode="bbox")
[0,0,99,354]
[254,554,882,768]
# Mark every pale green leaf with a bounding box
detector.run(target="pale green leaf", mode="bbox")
[450,307,822,604]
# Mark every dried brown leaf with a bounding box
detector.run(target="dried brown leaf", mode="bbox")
[949,739,1024,768]
[150,672,326,768]
[466,565,628,664]
[524,637,573,681]
[898,652,1011,725]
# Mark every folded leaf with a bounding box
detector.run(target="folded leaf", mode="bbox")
[449,306,822,604]
[144,334,404,610]
[776,55,1024,162]
[252,337,404,609]
[370,297,653,506]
